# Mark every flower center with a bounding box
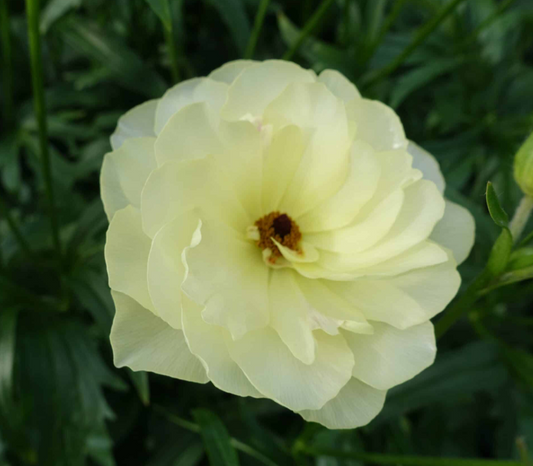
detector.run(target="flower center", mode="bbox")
[253,211,302,258]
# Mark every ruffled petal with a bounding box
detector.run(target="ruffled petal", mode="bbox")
[299,377,386,429]
[297,140,380,232]
[105,206,154,313]
[344,321,436,390]
[317,69,361,102]
[227,328,354,411]
[208,60,258,84]
[110,99,158,150]
[430,200,475,265]
[154,78,228,134]
[328,257,461,328]
[221,60,315,120]
[269,269,316,365]
[181,294,262,397]
[182,216,270,339]
[110,291,208,383]
[100,137,156,220]
[346,98,407,151]
[408,141,445,194]
[147,211,199,329]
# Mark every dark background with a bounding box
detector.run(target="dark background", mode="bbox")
[1,0,533,465]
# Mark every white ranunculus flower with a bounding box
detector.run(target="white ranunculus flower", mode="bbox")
[102,60,475,429]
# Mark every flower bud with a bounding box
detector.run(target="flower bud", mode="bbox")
[514,131,533,197]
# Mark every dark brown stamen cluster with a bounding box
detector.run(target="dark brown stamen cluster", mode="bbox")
[255,211,302,258]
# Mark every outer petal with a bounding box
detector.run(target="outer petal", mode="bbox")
[297,140,380,233]
[221,60,315,120]
[299,377,386,429]
[154,78,228,135]
[110,291,208,383]
[227,328,354,411]
[110,99,158,150]
[329,257,461,329]
[208,60,258,84]
[270,269,316,365]
[347,98,407,151]
[318,69,361,102]
[430,200,475,265]
[181,294,262,397]
[101,137,156,220]
[407,141,445,194]
[147,211,199,329]
[105,206,154,313]
[344,321,436,390]
[182,217,270,340]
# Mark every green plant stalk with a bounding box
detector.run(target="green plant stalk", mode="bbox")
[509,196,533,243]
[25,0,62,261]
[0,198,34,260]
[244,0,270,59]
[282,0,336,61]
[364,0,467,87]
[0,0,13,126]
[153,405,278,466]
[163,10,180,83]
[302,446,525,466]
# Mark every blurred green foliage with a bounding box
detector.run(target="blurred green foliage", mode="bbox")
[1,0,533,465]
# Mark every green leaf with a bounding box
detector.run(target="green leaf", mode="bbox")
[146,0,172,31]
[205,0,250,54]
[59,18,167,97]
[127,369,150,406]
[40,0,82,33]
[192,409,240,466]
[486,228,513,277]
[486,181,509,228]
[0,307,17,411]
[508,247,533,270]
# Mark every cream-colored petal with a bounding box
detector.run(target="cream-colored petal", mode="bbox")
[110,99,158,150]
[155,102,223,166]
[141,157,251,238]
[430,200,475,265]
[101,137,157,220]
[147,211,199,329]
[273,240,319,263]
[344,321,436,390]
[261,125,306,213]
[110,291,208,383]
[299,377,386,429]
[346,98,407,151]
[318,69,361,102]
[306,189,404,254]
[328,257,460,328]
[407,141,445,194]
[105,206,154,313]
[269,269,316,365]
[208,60,258,84]
[319,180,445,271]
[296,276,373,331]
[182,216,269,340]
[154,78,228,134]
[297,140,380,232]
[221,60,315,120]
[227,328,354,411]
[181,294,262,397]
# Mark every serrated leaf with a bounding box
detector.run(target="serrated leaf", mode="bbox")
[146,0,172,31]
[486,181,509,227]
[192,409,239,466]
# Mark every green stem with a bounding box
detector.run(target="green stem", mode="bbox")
[244,0,270,59]
[302,446,525,466]
[0,198,34,260]
[362,0,408,66]
[25,0,62,261]
[0,0,13,127]
[153,405,279,466]
[509,196,533,243]
[163,7,180,83]
[282,0,335,61]
[363,0,467,87]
